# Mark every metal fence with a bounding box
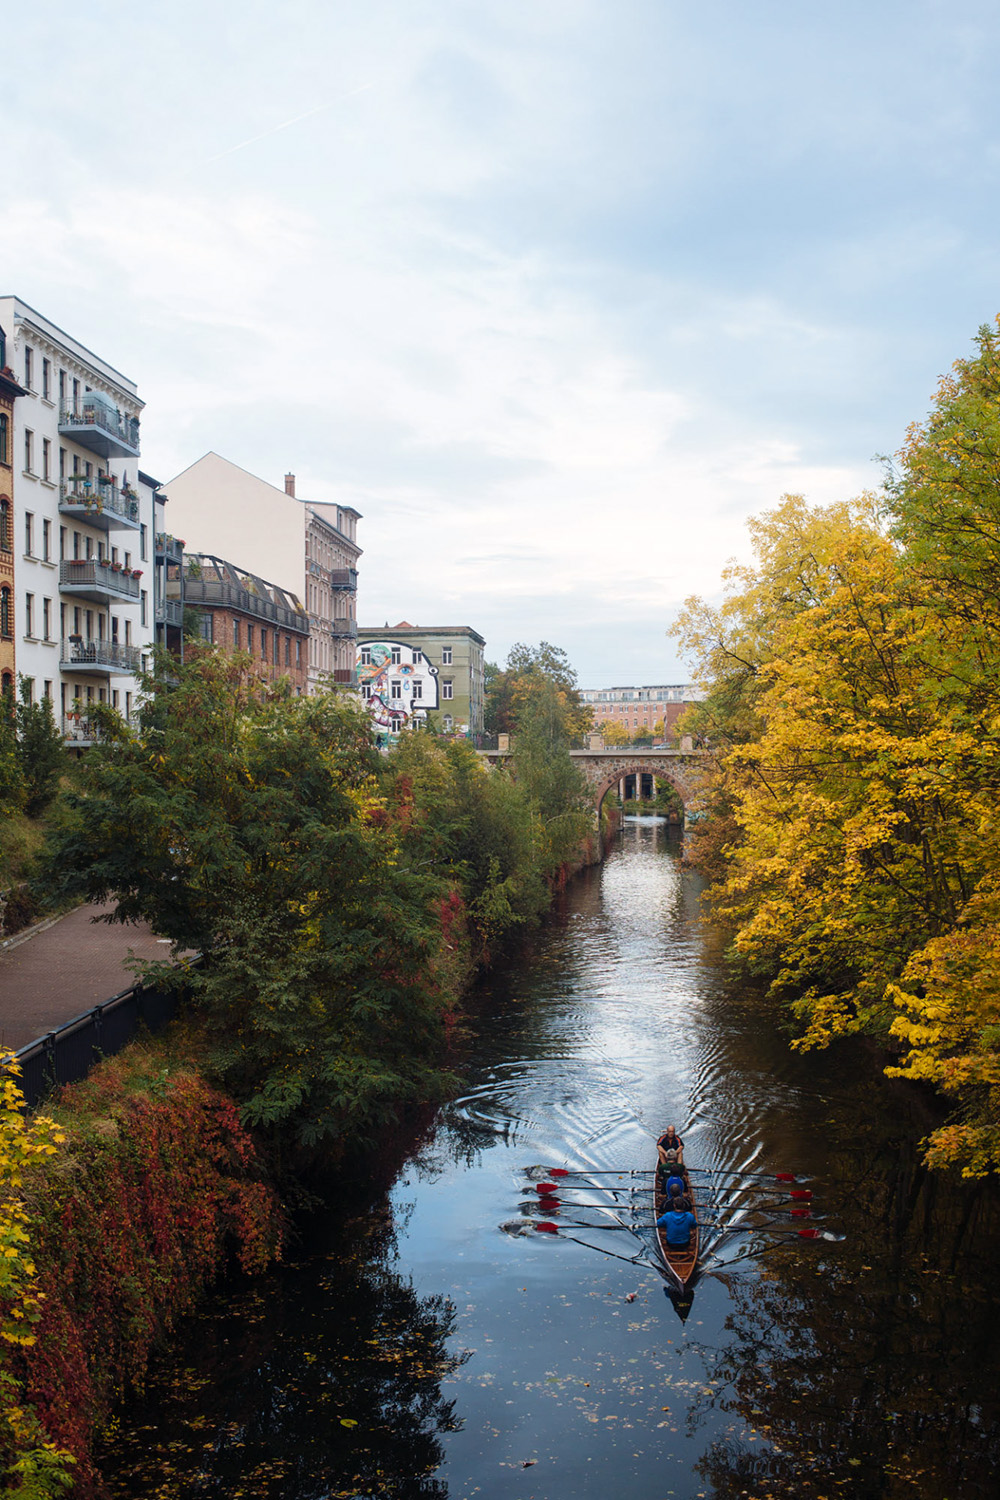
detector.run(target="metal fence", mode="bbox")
[15,970,196,1109]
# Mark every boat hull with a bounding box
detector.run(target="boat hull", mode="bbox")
[654,1161,699,1289]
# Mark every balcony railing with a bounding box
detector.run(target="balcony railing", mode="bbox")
[58,398,140,460]
[155,533,185,563]
[59,477,141,531]
[329,568,358,590]
[155,597,184,627]
[59,559,141,603]
[329,617,358,638]
[60,637,142,674]
[177,577,309,634]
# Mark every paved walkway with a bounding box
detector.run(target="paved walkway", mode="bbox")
[0,904,176,1052]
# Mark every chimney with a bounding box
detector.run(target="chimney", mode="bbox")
[284,472,296,497]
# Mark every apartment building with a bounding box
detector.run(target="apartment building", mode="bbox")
[170,553,310,693]
[162,453,361,691]
[579,683,705,740]
[357,623,486,739]
[138,471,185,661]
[0,322,26,695]
[0,297,152,743]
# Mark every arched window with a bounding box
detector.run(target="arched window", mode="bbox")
[0,585,11,639]
[0,496,9,550]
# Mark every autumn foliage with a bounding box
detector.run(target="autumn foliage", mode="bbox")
[674,318,1000,1177]
[0,1049,282,1496]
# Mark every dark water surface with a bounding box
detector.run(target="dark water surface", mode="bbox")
[102,821,1000,1499]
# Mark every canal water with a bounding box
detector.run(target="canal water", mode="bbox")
[102,819,1000,1499]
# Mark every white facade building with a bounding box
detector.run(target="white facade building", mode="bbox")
[161,453,361,691]
[0,297,153,741]
[358,639,440,739]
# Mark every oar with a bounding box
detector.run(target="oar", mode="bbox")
[532,1218,634,1232]
[526,1167,650,1179]
[685,1168,810,1184]
[532,1225,653,1265]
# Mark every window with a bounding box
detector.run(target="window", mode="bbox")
[59,446,66,479]
[24,513,33,556]
[42,358,51,400]
[390,679,402,700]
[59,370,66,402]
[0,414,7,465]
[442,646,453,665]
[72,377,80,405]
[284,636,290,666]
[198,613,212,642]
[43,680,52,701]
[412,679,422,700]
[296,638,302,666]
[442,679,454,700]
[260,629,268,659]
[140,524,147,561]
[41,439,51,481]
[390,646,401,665]
[125,620,131,645]
[247,624,254,653]
[141,590,147,627]
[111,546,119,566]
[360,646,371,665]
[0,497,9,551]
[361,682,372,699]
[24,430,34,473]
[25,593,34,638]
[42,598,51,641]
[233,619,241,649]
[443,714,453,731]
[125,691,132,720]
[23,346,32,389]
[42,519,51,561]
[124,551,131,570]
[0,586,10,638]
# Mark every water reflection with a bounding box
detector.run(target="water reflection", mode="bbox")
[100,1212,468,1499]
[100,818,1000,1500]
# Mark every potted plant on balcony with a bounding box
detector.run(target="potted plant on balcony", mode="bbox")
[132,569,142,579]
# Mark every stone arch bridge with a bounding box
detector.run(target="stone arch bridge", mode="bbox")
[481,745,705,820]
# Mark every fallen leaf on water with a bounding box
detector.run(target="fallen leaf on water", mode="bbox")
[522,1460,536,1468]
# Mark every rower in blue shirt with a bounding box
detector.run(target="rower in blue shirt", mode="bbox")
[656,1203,696,1248]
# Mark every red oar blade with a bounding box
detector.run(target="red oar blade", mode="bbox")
[790,1208,812,1219]
[535,1221,560,1234]
[775,1172,796,1182]
[549,1168,569,1177]
[797,1227,820,1238]
[535,1183,559,1195]
[790,1190,812,1201]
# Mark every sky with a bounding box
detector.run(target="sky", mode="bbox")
[4,0,1000,684]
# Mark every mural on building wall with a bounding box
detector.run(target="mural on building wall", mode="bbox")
[358,640,439,736]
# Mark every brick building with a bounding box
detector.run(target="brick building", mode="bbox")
[170,554,310,693]
[579,683,704,741]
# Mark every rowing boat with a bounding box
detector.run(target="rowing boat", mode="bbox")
[654,1157,699,1290]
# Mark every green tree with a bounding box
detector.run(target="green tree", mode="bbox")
[41,653,454,1150]
[15,679,64,818]
[484,641,592,740]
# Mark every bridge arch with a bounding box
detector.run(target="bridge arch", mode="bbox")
[567,748,704,823]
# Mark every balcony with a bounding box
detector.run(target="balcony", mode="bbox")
[62,713,100,746]
[59,395,140,459]
[329,617,358,638]
[155,597,184,627]
[155,533,185,563]
[59,477,141,533]
[59,559,141,605]
[329,568,358,591]
[60,637,142,675]
[176,577,309,634]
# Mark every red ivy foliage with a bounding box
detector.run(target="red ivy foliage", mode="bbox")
[15,1065,283,1496]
